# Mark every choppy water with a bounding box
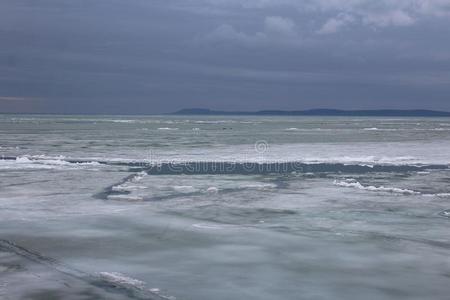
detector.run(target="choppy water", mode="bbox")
[1,115,450,300]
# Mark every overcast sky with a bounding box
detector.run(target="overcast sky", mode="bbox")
[1,0,450,114]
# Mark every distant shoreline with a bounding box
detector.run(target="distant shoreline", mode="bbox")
[172,108,450,117]
[1,108,450,117]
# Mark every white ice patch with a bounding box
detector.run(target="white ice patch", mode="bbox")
[110,119,138,123]
[110,172,148,193]
[205,186,219,193]
[363,127,379,131]
[335,180,450,198]
[241,183,277,190]
[192,223,233,230]
[431,128,450,131]
[0,155,101,170]
[133,171,147,182]
[172,185,197,193]
[193,224,220,229]
[193,120,237,124]
[111,184,147,192]
[16,156,32,163]
[98,272,145,289]
[157,127,179,130]
[435,193,450,198]
[333,179,421,195]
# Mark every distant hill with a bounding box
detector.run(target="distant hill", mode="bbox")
[173,108,450,117]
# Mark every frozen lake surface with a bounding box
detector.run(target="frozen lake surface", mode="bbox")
[1,115,450,300]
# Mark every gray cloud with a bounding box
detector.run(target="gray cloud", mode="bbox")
[317,13,354,34]
[203,15,299,47]
[264,16,296,36]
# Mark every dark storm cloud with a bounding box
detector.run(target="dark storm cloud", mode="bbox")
[1,0,450,113]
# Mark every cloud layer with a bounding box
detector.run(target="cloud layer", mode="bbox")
[0,0,450,113]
